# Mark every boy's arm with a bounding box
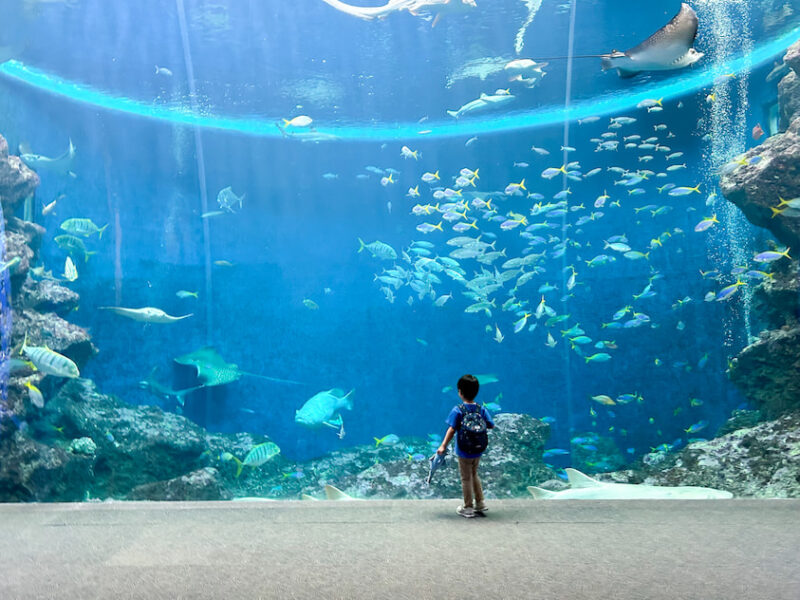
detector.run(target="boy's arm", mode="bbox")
[437,427,456,455]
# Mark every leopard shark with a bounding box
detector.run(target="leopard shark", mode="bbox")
[319,0,476,26]
[601,3,703,78]
[528,468,733,500]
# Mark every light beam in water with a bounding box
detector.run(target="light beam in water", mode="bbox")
[0,25,798,140]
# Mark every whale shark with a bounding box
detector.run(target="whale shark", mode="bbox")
[319,0,476,26]
[601,3,703,79]
[528,468,733,500]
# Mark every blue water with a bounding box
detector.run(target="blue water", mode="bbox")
[0,1,796,465]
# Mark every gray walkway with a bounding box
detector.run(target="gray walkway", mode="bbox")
[1,499,798,600]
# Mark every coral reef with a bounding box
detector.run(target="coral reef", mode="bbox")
[0,370,556,501]
[719,118,800,249]
[606,411,800,498]
[0,431,94,501]
[0,135,38,215]
[728,325,800,417]
[43,379,209,498]
[720,42,800,418]
[289,413,554,500]
[727,254,799,417]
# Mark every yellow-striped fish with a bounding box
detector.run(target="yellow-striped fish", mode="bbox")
[243,442,280,469]
[22,334,80,378]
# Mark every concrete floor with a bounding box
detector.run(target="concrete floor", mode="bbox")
[1,499,798,600]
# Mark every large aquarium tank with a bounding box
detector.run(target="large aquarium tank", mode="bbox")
[0,0,798,503]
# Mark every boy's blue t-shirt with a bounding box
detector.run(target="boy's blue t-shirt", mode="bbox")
[446,403,495,459]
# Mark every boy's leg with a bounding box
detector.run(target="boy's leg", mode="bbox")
[458,457,474,507]
[472,458,484,506]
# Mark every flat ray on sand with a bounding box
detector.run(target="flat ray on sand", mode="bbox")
[174,347,305,387]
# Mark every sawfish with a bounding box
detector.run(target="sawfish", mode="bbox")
[528,468,733,500]
[99,306,193,323]
[318,0,476,26]
[601,3,703,78]
[174,346,305,387]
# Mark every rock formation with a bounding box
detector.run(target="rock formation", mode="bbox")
[606,410,800,498]
[720,40,800,418]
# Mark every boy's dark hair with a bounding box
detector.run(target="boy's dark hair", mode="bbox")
[457,374,480,401]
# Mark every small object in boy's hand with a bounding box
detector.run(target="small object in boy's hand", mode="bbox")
[426,451,448,485]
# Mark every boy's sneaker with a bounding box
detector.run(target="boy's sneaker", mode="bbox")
[457,505,476,518]
[474,503,488,513]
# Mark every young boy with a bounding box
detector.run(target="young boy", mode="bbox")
[437,374,495,518]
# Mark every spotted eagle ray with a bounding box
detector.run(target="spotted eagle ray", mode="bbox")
[318,0,476,26]
[601,3,703,78]
[528,468,733,500]
[174,346,305,387]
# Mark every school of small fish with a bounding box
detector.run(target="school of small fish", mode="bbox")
[348,93,789,456]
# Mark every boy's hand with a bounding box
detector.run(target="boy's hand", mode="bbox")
[437,445,446,455]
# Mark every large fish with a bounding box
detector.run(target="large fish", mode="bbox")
[319,0,476,26]
[528,468,733,499]
[99,306,193,323]
[601,3,703,79]
[216,186,245,213]
[275,123,340,143]
[295,388,354,436]
[21,334,80,379]
[447,92,515,119]
[174,346,305,387]
[138,367,204,406]
[19,139,77,177]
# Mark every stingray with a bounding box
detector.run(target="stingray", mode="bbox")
[174,347,305,388]
[601,3,703,79]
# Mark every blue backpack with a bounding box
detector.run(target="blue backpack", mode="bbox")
[457,403,489,454]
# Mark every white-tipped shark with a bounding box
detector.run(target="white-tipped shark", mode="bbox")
[319,0,476,26]
[528,468,733,500]
[601,3,703,79]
